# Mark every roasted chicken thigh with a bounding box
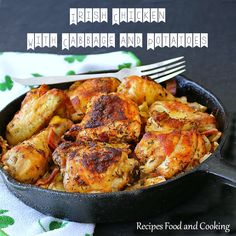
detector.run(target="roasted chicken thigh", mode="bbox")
[135,130,211,179]
[146,100,221,142]
[53,141,138,193]
[67,77,120,121]
[64,93,141,143]
[1,75,221,192]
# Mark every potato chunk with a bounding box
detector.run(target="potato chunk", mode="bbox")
[6,86,74,145]
[2,116,73,183]
[118,75,175,106]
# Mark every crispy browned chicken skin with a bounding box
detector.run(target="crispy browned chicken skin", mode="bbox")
[2,75,222,192]
[64,93,141,143]
[118,75,175,106]
[6,85,74,145]
[135,130,211,179]
[2,116,73,183]
[53,141,138,193]
[146,100,221,142]
[67,77,120,121]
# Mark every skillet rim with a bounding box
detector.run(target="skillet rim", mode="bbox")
[0,75,228,197]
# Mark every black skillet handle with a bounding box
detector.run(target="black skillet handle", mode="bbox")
[200,150,236,187]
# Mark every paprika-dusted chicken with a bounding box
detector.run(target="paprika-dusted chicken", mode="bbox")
[52,140,138,193]
[1,75,221,192]
[135,130,211,179]
[146,100,221,142]
[2,116,72,183]
[67,77,120,121]
[64,93,141,143]
[6,86,74,145]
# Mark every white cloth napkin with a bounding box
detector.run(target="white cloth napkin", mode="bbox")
[0,176,95,236]
[0,51,141,235]
[0,51,141,110]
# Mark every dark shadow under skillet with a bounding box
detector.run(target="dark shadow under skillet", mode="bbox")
[0,75,235,223]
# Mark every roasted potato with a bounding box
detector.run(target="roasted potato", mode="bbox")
[2,116,73,183]
[6,86,74,145]
[118,75,175,106]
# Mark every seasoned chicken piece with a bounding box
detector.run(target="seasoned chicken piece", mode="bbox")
[146,100,221,142]
[157,131,208,178]
[135,130,210,179]
[186,134,211,170]
[67,77,120,121]
[117,75,175,106]
[2,116,73,183]
[52,141,71,174]
[53,140,138,193]
[146,111,197,133]
[6,86,74,145]
[64,93,141,143]
[135,131,182,175]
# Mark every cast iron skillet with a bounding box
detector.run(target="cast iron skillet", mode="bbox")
[0,75,235,223]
